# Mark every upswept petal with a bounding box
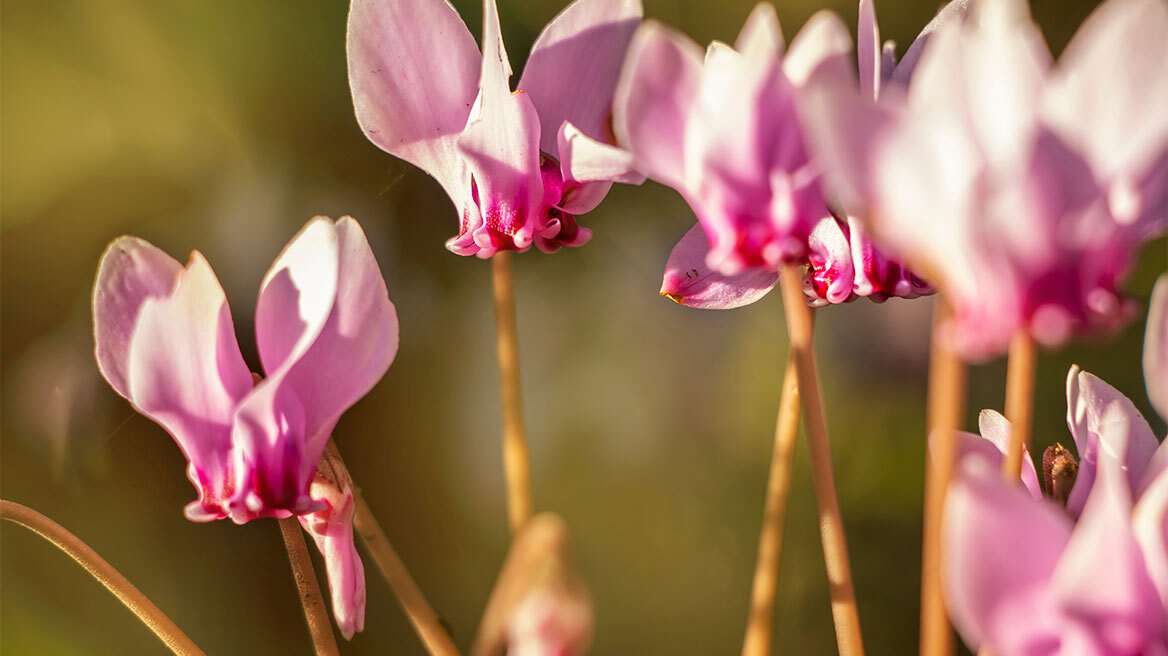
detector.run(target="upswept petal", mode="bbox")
[299,448,366,640]
[93,237,183,398]
[1146,274,1168,421]
[612,21,703,188]
[347,0,481,205]
[518,0,642,155]
[556,122,645,187]
[1066,366,1160,514]
[264,217,398,464]
[944,441,1073,654]
[454,0,545,255]
[890,0,971,85]
[733,3,783,59]
[977,409,1043,501]
[857,0,881,99]
[255,218,341,381]
[1041,0,1168,184]
[1132,468,1168,614]
[659,223,778,310]
[1052,418,1167,653]
[126,252,254,519]
[782,10,853,88]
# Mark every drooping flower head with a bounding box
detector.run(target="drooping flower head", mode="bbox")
[93,216,396,638]
[348,0,643,258]
[618,1,938,309]
[942,288,1168,653]
[805,0,1168,358]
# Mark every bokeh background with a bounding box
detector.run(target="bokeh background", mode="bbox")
[2,0,1164,653]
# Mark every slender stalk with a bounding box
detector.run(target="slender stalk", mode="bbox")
[777,265,865,656]
[492,251,533,534]
[919,298,968,656]
[278,516,340,656]
[329,443,460,656]
[742,355,802,656]
[1002,331,1037,480]
[0,499,205,656]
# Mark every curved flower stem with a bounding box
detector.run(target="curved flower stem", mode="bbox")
[492,251,533,534]
[919,298,967,656]
[0,499,206,656]
[741,354,801,656]
[1002,331,1037,479]
[777,266,865,656]
[278,516,340,656]
[328,442,460,656]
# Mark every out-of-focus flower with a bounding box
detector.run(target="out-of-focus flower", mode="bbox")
[92,216,397,637]
[943,300,1168,653]
[632,1,939,309]
[347,0,643,258]
[805,0,1168,358]
[1146,275,1168,421]
[299,446,365,640]
[472,513,592,656]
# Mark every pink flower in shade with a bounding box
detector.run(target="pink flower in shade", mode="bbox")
[347,0,643,258]
[942,294,1168,654]
[617,2,937,309]
[92,216,397,638]
[804,0,1168,358]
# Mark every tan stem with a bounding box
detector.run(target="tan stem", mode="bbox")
[278,516,340,656]
[492,252,533,534]
[741,355,802,656]
[329,443,460,656]
[1002,331,1037,480]
[0,499,206,656]
[919,298,968,656]
[777,266,865,656]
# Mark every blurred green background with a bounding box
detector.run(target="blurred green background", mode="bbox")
[1,0,1163,653]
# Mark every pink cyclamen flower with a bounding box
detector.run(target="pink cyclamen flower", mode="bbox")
[347,0,643,258]
[943,293,1168,653]
[92,216,397,638]
[805,0,1168,358]
[616,2,936,309]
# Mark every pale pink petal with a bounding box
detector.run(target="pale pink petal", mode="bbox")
[556,121,645,190]
[889,0,971,85]
[299,449,366,640]
[125,252,254,521]
[261,218,398,465]
[977,409,1043,501]
[1052,418,1167,652]
[1042,0,1168,184]
[857,0,881,99]
[782,10,854,88]
[732,3,783,58]
[944,444,1073,654]
[255,218,341,380]
[93,237,183,398]
[659,223,778,310]
[612,21,703,188]
[1132,467,1168,615]
[1066,366,1160,514]
[517,0,642,155]
[347,0,481,208]
[1146,274,1168,421]
[454,0,545,255]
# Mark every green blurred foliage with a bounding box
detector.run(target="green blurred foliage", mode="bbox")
[1,0,1162,654]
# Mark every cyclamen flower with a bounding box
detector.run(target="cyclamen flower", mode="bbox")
[805,0,1168,358]
[943,288,1168,653]
[92,216,397,638]
[615,1,935,309]
[347,0,643,258]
